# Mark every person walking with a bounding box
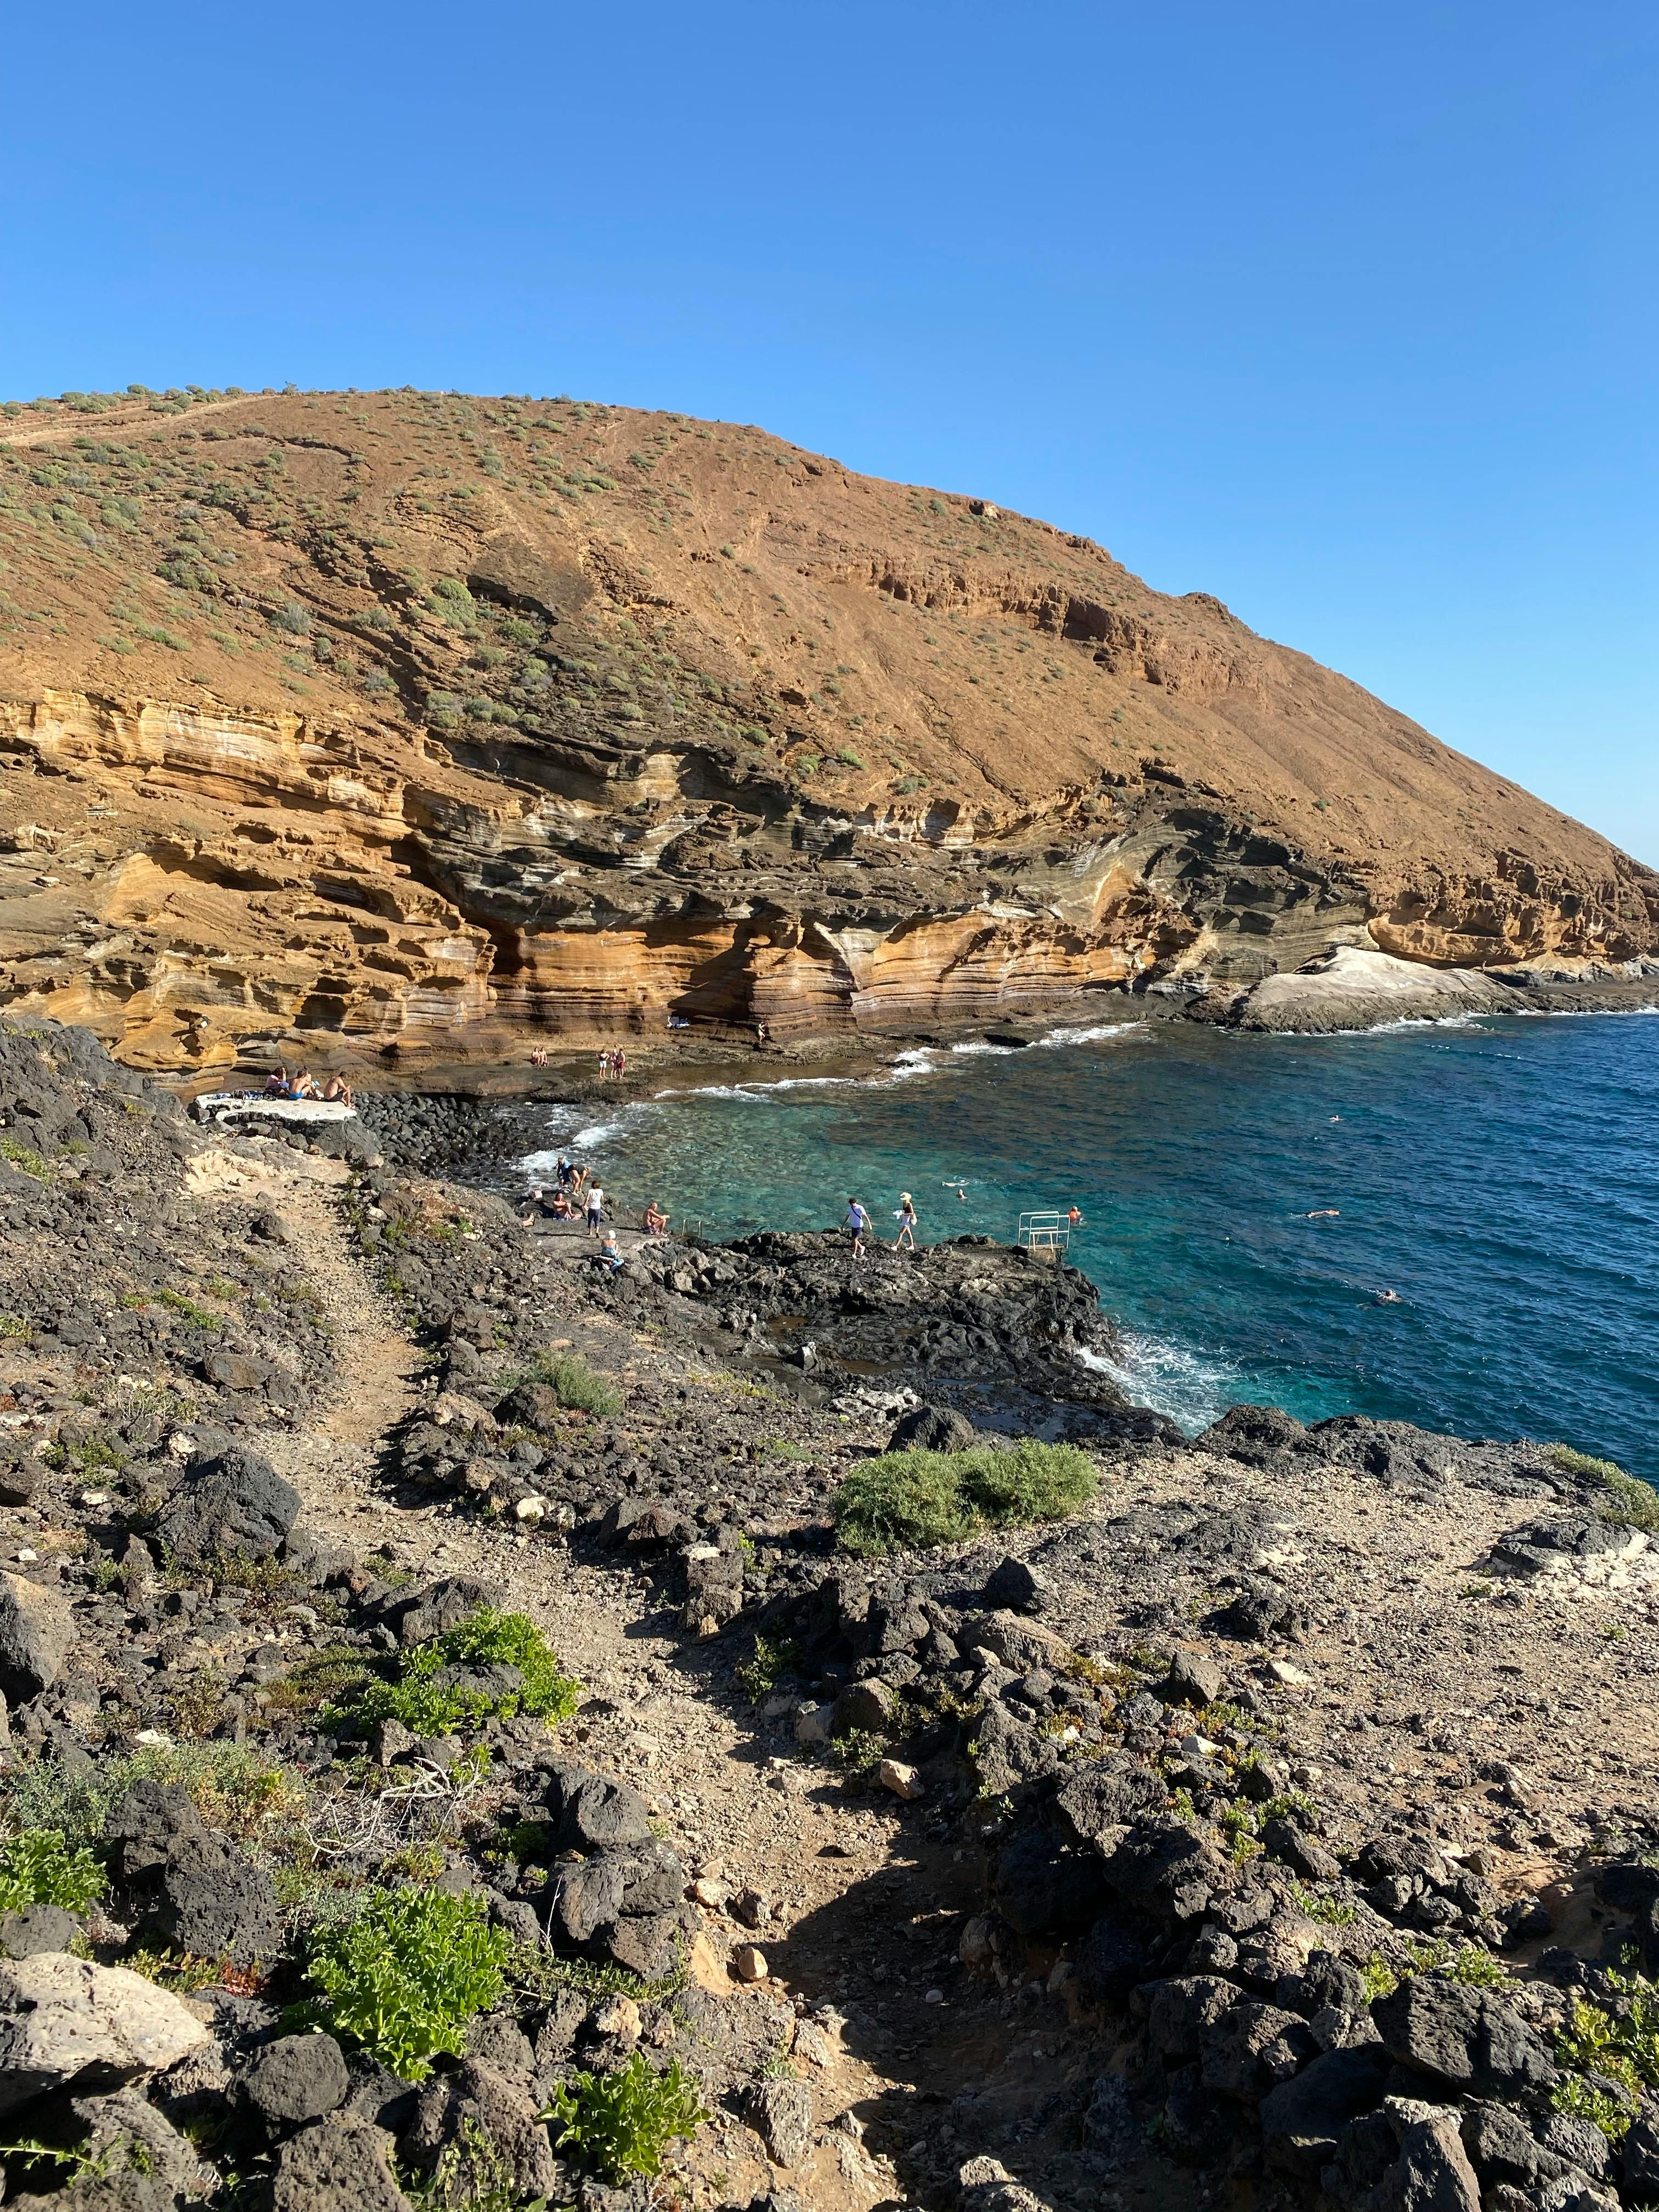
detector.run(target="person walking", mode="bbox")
[586,1182,605,1237]
[893,1191,918,1251]
[843,1197,869,1265]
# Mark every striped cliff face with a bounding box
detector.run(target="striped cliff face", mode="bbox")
[0,390,1651,1070]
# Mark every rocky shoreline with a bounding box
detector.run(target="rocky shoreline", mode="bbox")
[0,1013,1655,2211]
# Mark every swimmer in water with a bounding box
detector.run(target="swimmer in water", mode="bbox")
[943,1180,968,1202]
[1374,1288,1401,1305]
[1306,1209,1340,1218]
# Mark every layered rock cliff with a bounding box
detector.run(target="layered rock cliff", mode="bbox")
[0,385,1651,1070]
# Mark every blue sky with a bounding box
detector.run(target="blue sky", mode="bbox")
[4,2,1654,861]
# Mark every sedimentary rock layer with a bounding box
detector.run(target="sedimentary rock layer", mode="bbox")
[0,387,1652,1069]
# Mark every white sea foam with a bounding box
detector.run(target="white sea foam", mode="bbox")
[1033,1020,1141,1049]
[1077,1335,1246,1437]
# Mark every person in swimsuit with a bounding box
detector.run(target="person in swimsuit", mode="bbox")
[893,1192,918,1251]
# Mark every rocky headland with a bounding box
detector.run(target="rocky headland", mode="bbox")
[0,385,1654,1079]
[0,1011,1653,2210]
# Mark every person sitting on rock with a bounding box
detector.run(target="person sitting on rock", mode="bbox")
[642,1201,669,1235]
[291,1068,322,1100]
[323,1074,353,1107]
[264,1065,289,1097]
[598,1227,624,1273]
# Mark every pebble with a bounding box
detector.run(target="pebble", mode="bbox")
[878,1758,925,1801]
[733,1945,769,1982]
[1269,1659,1313,1685]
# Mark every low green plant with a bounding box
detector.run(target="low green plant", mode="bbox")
[302,1887,511,2079]
[524,1349,621,1418]
[1359,1952,1398,2002]
[1400,1939,1505,1987]
[831,1441,1097,1556]
[2,1742,306,1855]
[1552,2071,1637,2142]
[1547,1444,1659,1535]
[1554,1962,1659,2106]
[507,1942,686,2008]
[0,1312,30,1340]
[0,1135,52,1182]
[830,1728,885,1776]
[120,1287,219,1331]
[545,2053,708,2181]
[1289,1884,1357,1928]
[344,1607,580,1736]
[736,1634,802,1702]
[0,1829,105,1912]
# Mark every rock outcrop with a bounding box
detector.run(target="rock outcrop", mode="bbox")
[0,386,1652,1070]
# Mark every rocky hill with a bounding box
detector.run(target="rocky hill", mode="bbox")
[0,383,1652,1072]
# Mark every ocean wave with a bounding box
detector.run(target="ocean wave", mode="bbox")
[1076,1334,1246,1436]
[516,1099,665,1175]
[1034,1020,1141,1049]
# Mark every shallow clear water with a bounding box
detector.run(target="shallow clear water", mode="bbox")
[515,1012,1659,1477]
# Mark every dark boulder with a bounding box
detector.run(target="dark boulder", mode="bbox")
[0,1571,74,1703]
[1053,1752,1167,1849]
[1073,1914,1148,2008]
[1372,1977,1557,2098]
[153,1446,300,1564]
[1197,1404,1309,1465]
[1259,2045,1390,2179]
[888,1403,975,1453]
[994,1827,1111,1937]
[244,2033,351,2126]
[544,1764,652,1852]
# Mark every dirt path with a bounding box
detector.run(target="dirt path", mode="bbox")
[205,1150,962,2212]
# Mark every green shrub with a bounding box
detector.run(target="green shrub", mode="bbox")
[546,2052,708,2181]
[527,1350,621,1418]
[736,1634,802,1702]
[0,1829,105,1912]
[831,1442,1097,1556]
[1553,2071,1637,2142]
[1548,1444,1659,1534]
[1554,1963,1659,2112]
[303,1887,510,2079]
[347,1606,580,1736]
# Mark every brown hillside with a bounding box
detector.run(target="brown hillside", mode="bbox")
[0,383,1651,1069]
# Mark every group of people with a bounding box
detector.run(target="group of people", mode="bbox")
[520,1153,672,1274]
[842,1190,920,1264]
[263,1064,353,1106]
[598,1047,628,1080]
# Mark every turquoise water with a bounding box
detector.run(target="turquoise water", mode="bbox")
[516,1012,1659,1477]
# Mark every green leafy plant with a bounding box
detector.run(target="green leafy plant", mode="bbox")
[120,1287,219,1331]
[526,1350,621,1418]
[829,1728,885,1776]
[736,1634,802,1702]
[1359,1952,1398,2002]
[0,1135,53,1182]
[1552,2071,1636,2142]
[345,1607,580,1736]
[0,1829,105,1912]
[1289,1884,1357,1928]
[302,1887,511,2079]
[1554,1961,1659,2113]
[545,2053,708,2181]
[831,1441,1096,1556]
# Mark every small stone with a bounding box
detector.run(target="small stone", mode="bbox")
[690,1878,730,1910]
[923,1987,945,2005]
[80,1490,110,1508]
[514,1497,545,1523]
[243,2032,350,2125]
[878,1758,924,1801]
[733,1945,769,1982]
[591,1995,642,2041]
[732,1888,769,1928]
[1269,1660,1313,1686]
[793,1702,833,1748]
[748,2075,814,2167]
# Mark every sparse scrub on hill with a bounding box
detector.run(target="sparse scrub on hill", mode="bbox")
[831,1440,1097,1556]
[1547,1442,1659,1533]
[527,1348,622,1417]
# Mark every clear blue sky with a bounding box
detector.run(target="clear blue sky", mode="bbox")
[5,2,1655,861]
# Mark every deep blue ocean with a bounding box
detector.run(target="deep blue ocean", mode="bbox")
[518,1012,1659,1479]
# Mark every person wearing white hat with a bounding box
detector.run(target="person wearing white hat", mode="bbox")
[893,1192,918,1251]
